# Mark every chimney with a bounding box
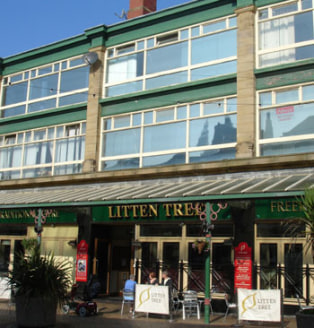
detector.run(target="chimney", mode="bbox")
[128,0,157,19]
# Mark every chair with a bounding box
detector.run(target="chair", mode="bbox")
[296,294,314,311]
[182,290,200,320]
[224,294,237,320]
[171,288,180,313]
[121,290,135,317]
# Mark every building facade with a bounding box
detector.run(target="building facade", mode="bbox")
[0,0,314,309]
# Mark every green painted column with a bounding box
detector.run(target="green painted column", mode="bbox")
[36,208,43,245]
[204,202,211,324]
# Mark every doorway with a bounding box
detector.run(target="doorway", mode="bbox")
[92,224,133,295]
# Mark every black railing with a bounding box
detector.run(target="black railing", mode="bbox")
[135,260,314,304]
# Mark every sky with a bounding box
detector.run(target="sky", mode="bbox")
[0,0,192,59]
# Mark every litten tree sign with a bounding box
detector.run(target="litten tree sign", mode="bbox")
[234,242,252,290]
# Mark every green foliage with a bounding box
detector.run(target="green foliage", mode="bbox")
[284,188,314,260]
[8,239,72,305]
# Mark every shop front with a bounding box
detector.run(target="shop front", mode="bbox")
[90,197,312,306]
[0,208,78,287]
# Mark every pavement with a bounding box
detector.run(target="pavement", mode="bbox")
[0,297,297,328]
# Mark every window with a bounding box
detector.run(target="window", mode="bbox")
[100,96,237,171]
[257,0,314,68]
[258,83,314,156]
[0,122,86,180]
[0,56,89,119]
[105,16,237,97]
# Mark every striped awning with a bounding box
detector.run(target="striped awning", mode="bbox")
[0,169,313,208]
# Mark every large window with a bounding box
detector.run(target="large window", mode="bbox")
[101,96,237,171]
[257,0,314,68]
[258,83,314,156]
[0,56,89,118]
[105,16,237,97]
[0,122,85,180]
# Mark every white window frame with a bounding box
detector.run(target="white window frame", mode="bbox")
[256,0,314,68]
[99,96,237,171]
[104,15,237,97]
[256,82,314,156]
[0,56,89,119]
[0,121,86,180]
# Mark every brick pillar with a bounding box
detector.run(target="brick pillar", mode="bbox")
[235,5,256,158]
[128,0,157,19]
[82,46,105,173]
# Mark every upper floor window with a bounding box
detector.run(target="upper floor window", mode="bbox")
[100,96,237,171]
[0,122,86,180]
[257,0,314,68]
[105,16,237,97]
[258,83,314,156]
[0,56,90,119]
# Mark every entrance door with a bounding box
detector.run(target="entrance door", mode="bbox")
[141,242,157,284]
[212,243,233,293]
[260,243,278,289]
[258,242,303,297]
[93,239,111,294]
[163,242,179,288]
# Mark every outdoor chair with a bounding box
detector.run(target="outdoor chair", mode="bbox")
[171,288,180,313]
[182,290,200,320]
[121,290,135,317]
[296,293,314,311]
[224,294,237,320]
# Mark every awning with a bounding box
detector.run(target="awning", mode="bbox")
[0,169,313,208]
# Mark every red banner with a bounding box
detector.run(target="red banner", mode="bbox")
[234,242,252,291]
[75,240,88,282]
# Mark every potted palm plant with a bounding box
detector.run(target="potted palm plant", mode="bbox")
[284,188,314,328]
[8,239,72,327]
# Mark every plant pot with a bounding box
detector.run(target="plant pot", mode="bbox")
[16,295,57,327]
[296,310,314,328]
[197,242,206,254]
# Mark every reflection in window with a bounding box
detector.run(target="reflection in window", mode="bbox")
[105,16,237,96]
[0,122,85,180]
[1,57,90,118]
[259,84,314,156]
[101,97,237,170]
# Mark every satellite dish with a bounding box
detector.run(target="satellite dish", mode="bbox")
[82,52,98,65]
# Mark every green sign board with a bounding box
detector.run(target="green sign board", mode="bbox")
[0,209,76,224]
[255,198,304,220]
[92,202,231,223]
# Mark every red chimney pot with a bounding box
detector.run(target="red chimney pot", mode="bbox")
[128,0,157,19]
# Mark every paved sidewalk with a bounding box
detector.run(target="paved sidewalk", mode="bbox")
[0,298,297,328]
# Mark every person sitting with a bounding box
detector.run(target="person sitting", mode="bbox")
[148,272,158,285]
[123,274,136,312]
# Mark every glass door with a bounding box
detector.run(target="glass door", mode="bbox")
[162,242,179,289]
[284,243,303,297]
[141,242,157,284]
[260,243,278,289]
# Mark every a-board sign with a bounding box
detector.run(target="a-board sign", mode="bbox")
[135,284,169,315]
[238,288,281,322]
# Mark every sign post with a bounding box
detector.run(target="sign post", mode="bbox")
[234,242,252,291]
[76,240,89,282]
[204,202,211,324]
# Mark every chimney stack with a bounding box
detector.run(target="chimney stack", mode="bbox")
[128,0,157,19]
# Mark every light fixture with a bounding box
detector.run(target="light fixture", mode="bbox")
[68,240,77,248]
[82,52,98,66]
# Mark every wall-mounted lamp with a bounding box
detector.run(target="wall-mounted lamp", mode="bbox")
[68,240,77,248]
[82,52,98,66]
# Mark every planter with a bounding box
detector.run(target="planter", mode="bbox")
[296,310,314,328]
[16,295,57,327]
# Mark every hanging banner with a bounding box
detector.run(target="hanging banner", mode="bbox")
[238,288,281,322]
[234,242,252,290]
[135,284,169,315]
[75,240,88,282]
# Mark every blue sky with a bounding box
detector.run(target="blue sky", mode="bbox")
[0,0,191,59]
